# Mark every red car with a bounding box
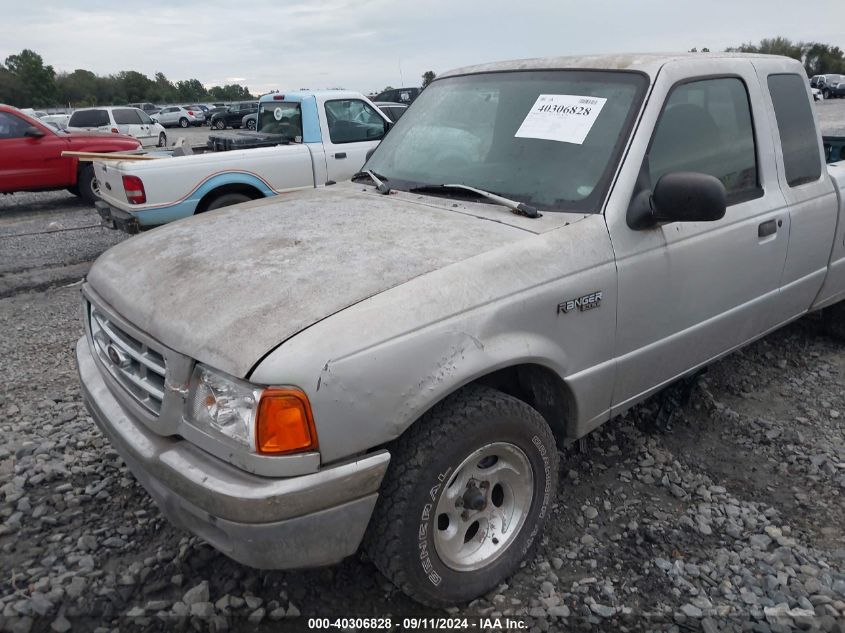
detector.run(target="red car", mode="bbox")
[0,104,141,204]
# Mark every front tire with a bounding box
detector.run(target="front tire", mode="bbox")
[247,119,256,130]
[157,132,167,148]
[78,164,100,204]
[179,117,189,128]
[366,386,559,607]
[214,119,226,130]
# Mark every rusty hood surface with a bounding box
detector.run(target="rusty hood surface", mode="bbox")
[87,183,559,378]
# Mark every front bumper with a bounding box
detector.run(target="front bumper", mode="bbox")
[76,337,390,569]
[95,200,140,234]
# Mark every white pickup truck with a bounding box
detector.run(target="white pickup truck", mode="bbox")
[78,53,845,607]
[93,90,392,233]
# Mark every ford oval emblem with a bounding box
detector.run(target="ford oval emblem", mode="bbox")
[106,344,130,368]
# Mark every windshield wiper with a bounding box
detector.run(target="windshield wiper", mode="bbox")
[408,183,541,219]
[351,170,391,195]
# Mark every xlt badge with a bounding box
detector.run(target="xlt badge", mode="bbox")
[557,291,603,315]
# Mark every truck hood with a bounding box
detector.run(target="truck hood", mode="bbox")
[87,184,577,377]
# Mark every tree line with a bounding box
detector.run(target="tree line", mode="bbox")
[0,49,255,108]
[715,37,845,75]
[2,39,843,109]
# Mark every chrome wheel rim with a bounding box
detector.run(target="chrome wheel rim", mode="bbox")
[433,442,534,572]
[90,176,100,198]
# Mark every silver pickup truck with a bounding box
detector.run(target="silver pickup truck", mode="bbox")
[77,53,845,607]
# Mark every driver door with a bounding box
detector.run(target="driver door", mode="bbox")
[320,99,388,182]
[0,111,69,191]
[113,108,151,145]
[605,61,790,413]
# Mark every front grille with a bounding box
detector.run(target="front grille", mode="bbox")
[89,305,167,416]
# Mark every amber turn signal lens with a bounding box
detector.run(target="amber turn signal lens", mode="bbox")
[256,389,317,455]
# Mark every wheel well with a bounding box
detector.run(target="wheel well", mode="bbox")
[195,184,264,214]
[467,364,575,447]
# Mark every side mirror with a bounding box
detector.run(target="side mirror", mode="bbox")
[24,126,45,138]
[627,171,726,230]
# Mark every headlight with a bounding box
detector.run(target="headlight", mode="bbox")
[187,364,261,448]
[186,363,318,455]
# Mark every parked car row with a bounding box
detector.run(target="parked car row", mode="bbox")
[67,107,168,148]
[810,74,845,99]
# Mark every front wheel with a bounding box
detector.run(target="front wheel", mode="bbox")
[179,117,189,128]
[366,386,559,607]
[157,132,167,148]
[823,89,831,99]
[246,119,256,130]
[214,119,226,130]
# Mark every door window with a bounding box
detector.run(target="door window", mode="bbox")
[113,108,143,125]
[324,99,386,143]
[648,77,760,204]
[767,74,822,187]
[0,112,30,139]
[138,111,154,125]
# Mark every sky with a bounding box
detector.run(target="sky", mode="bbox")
[1,0,843,96]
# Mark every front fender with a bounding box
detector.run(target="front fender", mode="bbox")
[251,216,618,463]
[315,327,573,459]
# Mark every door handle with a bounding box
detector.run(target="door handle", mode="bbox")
[334,152,347,159]
[758,219,778,238]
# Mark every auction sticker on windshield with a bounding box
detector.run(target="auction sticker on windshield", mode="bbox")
[515,94,607,144]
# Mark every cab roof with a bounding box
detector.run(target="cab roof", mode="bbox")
[258,90,365,103]
[440,52,804,80]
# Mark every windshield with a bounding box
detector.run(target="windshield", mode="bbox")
[257,102,302,140]
[365,70,647,212]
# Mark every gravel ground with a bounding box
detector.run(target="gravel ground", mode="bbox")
[817,98,845,136]
[1,101,845,632]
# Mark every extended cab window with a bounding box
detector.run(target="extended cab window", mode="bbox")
[325,99,386,144]
[649,77,759,204]
[0,112,30,139]
[767,74,822,187]
[69,110,110,127]
[257,102,302,140]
